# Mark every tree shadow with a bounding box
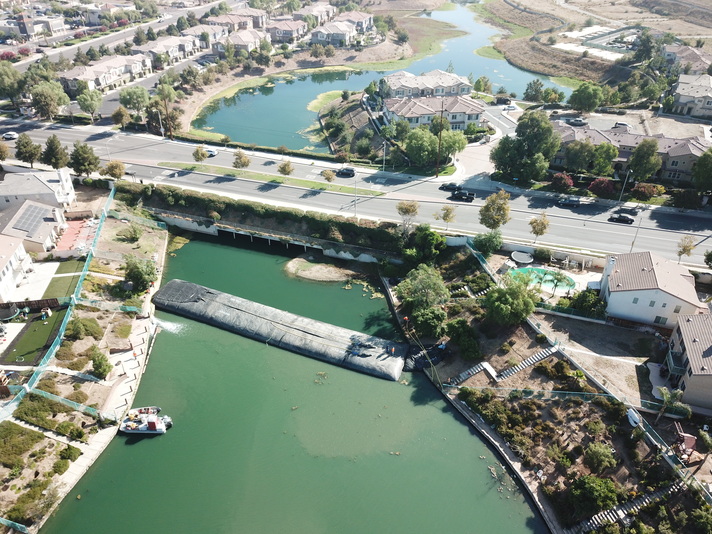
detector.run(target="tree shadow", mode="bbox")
[300,188,323,198]
[257,181,281,193]
[205,176,235,184]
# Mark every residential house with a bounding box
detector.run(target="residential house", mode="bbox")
[213,29,269,55]
[207,13,253,33]
[599,252,708,329]
[552,121,710,184]
[663,45,712,76]
[35,15,65,36]
[380,70,473,99]
[294,3,337,25]
[0,236,32,304]
[232,7,268,28]
[664,314,712,410]
[0,200,65,253]
[669,74,712,119]
[0,169,76,207]
[86,3,136,26]
[60,54,152,96]
[310,21,356,47]
[181,24,227,49]
[383,95,485,131]
[132,35,199,66]
[334,11,373,33]
[266,19,307,44]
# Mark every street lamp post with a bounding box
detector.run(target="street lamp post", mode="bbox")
[104,137,111,160]
[382,141,386,172]
[618,169,633,203]
[152,109,165,138]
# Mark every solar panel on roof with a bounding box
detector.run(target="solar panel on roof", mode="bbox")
[13,204,51,236]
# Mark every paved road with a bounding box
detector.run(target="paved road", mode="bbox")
[2,119,711,266]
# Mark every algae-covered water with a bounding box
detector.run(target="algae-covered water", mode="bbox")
[41,237,547,533]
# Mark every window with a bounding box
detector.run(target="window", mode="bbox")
[674,305,681,313]
[632,297,639,304]
[654,316,668,325]
[662,303,667,308]
[670,160,679,167]
[649,300,656,307]
[706,100,712,106]
[681,381,686,391]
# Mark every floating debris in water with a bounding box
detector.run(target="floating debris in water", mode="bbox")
[291,406,299,411]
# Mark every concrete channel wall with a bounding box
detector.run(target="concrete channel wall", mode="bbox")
[152,279,408,381]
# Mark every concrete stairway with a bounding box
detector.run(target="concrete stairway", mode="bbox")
[495,347,557,382]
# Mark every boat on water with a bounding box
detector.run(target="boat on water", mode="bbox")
[127,406,161,416]
[119,413,173,435]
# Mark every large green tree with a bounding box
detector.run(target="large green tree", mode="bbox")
[569,475,618,519]
[592,142,618,176]
[155,83,178,139]
[119,86,150,120]
[15,133,43,168]
[523,79,544,102]
[395,264,449,312]
[484,275,538,326]
[404,128,437,167]
[479,189,511,230]
[76,89,103,123]
[41,134,69,169]
[112,105,132,129]
[31,81,70,120]
[0,61,23,108]
[565,139,595,173]
[584,442,617,474]
[629,138,662,181]
[515,110,561,161]
[692,148,712,192]
[568,82,604,113]
[123,254,157,292]
[68,141,101,177]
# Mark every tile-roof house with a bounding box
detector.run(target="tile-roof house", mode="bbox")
[213,29,269,54]
[207,13,253,33]
[599,252,708,328]
[294,3,337,25]
[132,36,199,64]
[551,121,710,184]
[60,54,152,95]
[310,21,356,47]
[664,44,712,76]
[266,19,308,43]
[232,7,268,28]
[383,95,485,130]
[664,314,712,410]
[334,11,373,33]
[670,74,712,119]
[380,70,473,99]
[181,24,228,48]
[0,235,31,304]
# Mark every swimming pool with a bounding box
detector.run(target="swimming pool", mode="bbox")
[510,267,576,293]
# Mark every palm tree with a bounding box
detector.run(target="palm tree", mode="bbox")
[654,387,691,424]
[550,271,570,295]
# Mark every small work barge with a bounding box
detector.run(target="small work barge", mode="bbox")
[152,279,408,381]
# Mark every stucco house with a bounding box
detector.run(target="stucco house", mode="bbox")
[663,314,712,410]
[60,54,152,96]
[132,35,199,66]
[207,13,253,33]
[266,19,307,44]
[232,7,268,28]
[552,121,710,184]
[310,21,356,47]
[180,24,227,49]
[294,3,337,25]
[669,74,712,119]
[334,11,373,33]
[663,45,712,76]
[213,29,269,54]
[599,252,708,329]
[86,3,136,26]
[383,95,485,131]
[380,70,473,99]
[0,236,32,304]
[0,200,65,253]
[0,169,76,208]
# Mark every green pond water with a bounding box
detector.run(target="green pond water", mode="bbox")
[41,236,547,533]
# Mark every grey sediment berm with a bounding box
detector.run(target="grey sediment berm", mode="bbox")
[152,279,407,381]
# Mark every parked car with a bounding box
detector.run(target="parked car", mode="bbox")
[205,148,218,157]
[336,167,355,178]
[569,118,588,126]
[438,182,462,192]
[557,196,581,207]
[614,122,631,128]
[503,104,518,111]
[2,131,18,140]
[450,190,474,202]
[608,214,634,224]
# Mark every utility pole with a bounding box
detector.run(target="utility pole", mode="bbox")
[382,140,386,171]
[618,168,633,203]
[435,97,444,179]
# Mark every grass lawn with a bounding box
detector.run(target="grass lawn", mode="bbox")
[42,275,81,299]
[55,259,85,275]
[5,308,68,364]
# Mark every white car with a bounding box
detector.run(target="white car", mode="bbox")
[2,131,18,140]
[502,104,517,111]
[205,148,218,157]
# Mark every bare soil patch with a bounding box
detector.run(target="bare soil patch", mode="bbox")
[284,255,367,282]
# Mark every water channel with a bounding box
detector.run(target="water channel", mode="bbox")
[192,3,572,151]
[41,236,548,533]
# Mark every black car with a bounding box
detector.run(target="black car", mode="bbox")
[336,167,355,178]
[450,190,474,202]
[439,182,462,192]
[608,214,634,224]
[557,196,580,207]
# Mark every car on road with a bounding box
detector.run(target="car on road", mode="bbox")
[438,182,462,192]
[614,122,631,129]
[205,148,218,157]
[608,214,634,224]
[2,131,18,140]
[557,196,581,207]
[569,118,588,126]
[336,167,355,177]
[503,104,518,111]
[450,190,474,202]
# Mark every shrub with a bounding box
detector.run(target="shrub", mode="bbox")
[56,342,77,361]
[65,318,103,341]
[411,307,447,338]
[536,333,548,343]
[551,172,573,192]
[588,178,616,198]
[533,248,552,263]
[59,445,82,461]
[500,342,511,353]
[52,459,70,475]
[631,182,665,200]
[473,230,502,258]
[445,318,481,359]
